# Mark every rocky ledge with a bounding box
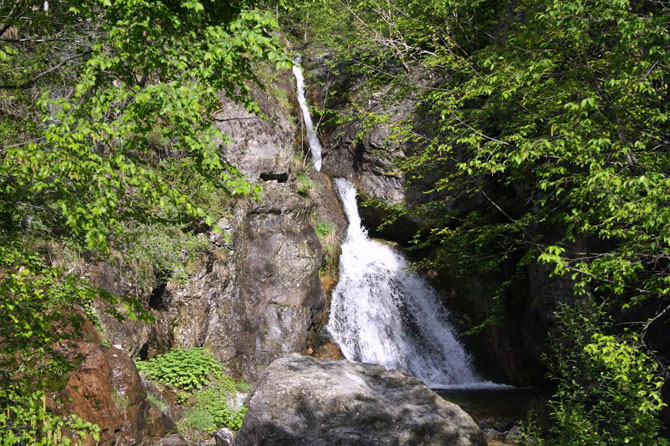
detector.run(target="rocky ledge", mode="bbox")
[236,354,486,446]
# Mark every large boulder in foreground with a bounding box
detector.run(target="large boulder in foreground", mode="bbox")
[236,354,485,446]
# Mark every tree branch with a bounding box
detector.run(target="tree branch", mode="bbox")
[0,50,91,90]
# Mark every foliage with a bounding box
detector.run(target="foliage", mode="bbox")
[313,220,335,239]
[136,347,223,391]
[179,383,248,434]
[523,304,668,446]
[138,348,248,438]
[114,223,209,291]
[0,388,100,446]
[313,219,340,278]
[287,0,670,442]
[1,0,290,443]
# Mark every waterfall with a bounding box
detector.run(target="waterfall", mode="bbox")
[292,60,322,171]
[327,178,497,388]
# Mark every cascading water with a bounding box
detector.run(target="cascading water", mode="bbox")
[292,59,322,171]
[328,178,496,388]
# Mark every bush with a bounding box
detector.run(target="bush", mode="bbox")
[179,384,248,434]
[522,303,668,446]
[137,348,249,439]
[136,348,223,390]
[0,388,99,446]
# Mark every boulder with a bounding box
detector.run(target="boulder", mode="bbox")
[215,428,235,446]
[59,340,176,445]
[236,354,486,446]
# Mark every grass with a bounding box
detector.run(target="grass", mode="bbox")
[296,173,316,196]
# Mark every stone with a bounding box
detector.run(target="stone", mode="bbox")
[58,337,176,446]
[155,434,189,446]
[482,428,506,442]
[215,77,295,183]
[505,426,522,442]
[236,354,486,446]
[215,428,235,446]
[148,77,327,383]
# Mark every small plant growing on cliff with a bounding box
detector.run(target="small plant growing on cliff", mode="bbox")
[179,384,248,434]
[136,347,223,390]
[295,174,315,196]
[137,348,248,439]
[313,221,340,278]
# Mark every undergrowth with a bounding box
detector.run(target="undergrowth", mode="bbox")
[136,348,248,440]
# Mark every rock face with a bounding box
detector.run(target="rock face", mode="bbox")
[59,338,176,445]
[149,184,326,382]
[236,354,486,446]
[232,182,325,380]
[148,70,327,382]
[306,58,440,242]
[215,84,295,183]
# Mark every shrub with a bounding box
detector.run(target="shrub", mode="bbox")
[179,384,248,434]
[0,388,100,446]
[137,347,249,439]
[522,303,668,446]
[135,348,223,391]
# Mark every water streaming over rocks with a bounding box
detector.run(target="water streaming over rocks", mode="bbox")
[292,60,322,171]
[327,178,498,388]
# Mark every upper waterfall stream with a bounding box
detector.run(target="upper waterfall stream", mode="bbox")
[328,178,498,388]
[292,60,322,171]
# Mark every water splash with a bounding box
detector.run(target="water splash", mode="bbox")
[327,178,498,388]
[292,59,322,171]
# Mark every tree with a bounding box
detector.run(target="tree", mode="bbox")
[0,1,289,442]
[286,0,670,442]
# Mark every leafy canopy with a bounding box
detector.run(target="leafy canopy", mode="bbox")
[1,0,289,443]
[286,0,670,442]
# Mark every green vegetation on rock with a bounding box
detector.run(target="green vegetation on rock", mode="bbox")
[137,348,248,439]
[136,347,224,391]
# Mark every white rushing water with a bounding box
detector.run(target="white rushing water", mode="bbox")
[292,60,322,171]
[328,178,498,388]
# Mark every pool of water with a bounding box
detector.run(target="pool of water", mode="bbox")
[434,386,550,429]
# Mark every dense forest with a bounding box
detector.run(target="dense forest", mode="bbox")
[1,0,669,445]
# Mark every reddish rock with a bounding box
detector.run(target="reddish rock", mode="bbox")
[313,342,344,360]
[59,341,176,445]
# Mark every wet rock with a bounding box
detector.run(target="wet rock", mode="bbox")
[505,426,522,442]
[482,428,506,442]
[215,428,235,446]
[236,354,486,446]
[312,341,343,360]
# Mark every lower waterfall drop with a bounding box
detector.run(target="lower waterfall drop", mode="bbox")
[327,178,493,388]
